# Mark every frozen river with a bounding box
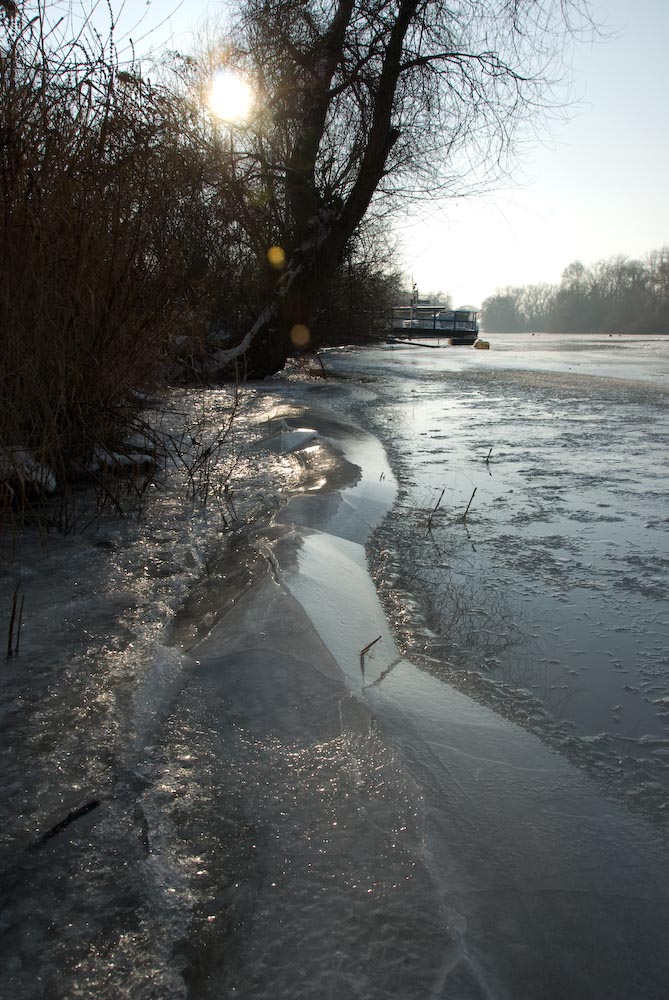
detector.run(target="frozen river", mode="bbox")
[328,334,669,822]
[1,335,669,998]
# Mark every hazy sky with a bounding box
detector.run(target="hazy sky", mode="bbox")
[110,0,668,306]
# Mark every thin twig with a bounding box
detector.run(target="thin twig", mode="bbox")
[15,594,24,654]
[360,635,382,656]
[359,634,382,673]
[427,488,445,528]
[7,586,18,657]
[463,487,477,521]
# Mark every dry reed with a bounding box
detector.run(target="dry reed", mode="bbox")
[0,2,258,530]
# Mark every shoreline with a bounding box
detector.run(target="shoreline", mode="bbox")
[2,378,669,998]
[183,394,669,998]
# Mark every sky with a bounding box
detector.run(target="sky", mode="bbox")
[102,0,668,307]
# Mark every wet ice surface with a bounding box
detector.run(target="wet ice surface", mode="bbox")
[327,335,669,823]
[2,344,669,999]
[0,382,457,999]
[0,387,303,998]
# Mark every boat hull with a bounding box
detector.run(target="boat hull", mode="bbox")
[389,305,479,345]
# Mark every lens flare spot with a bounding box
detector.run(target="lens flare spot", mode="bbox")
[290,324,310,348]
[267,245,286,269]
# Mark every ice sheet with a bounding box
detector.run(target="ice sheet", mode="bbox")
[329,337,669,825]
[2,364,669,1000]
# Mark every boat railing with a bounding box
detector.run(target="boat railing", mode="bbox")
[390,306,478,335]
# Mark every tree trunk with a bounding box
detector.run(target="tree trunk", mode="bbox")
[216,0,419,380]
[214,225,347,379]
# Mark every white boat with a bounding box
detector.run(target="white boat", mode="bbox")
[388,305,479,345]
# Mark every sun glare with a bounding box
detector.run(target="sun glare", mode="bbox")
[208,69,254,123]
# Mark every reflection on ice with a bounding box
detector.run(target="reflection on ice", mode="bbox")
[256,421,320,454]
[167,566,455,998]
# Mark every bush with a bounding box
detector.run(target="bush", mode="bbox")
[0,3,254,520]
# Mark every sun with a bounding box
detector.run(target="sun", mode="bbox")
[208,69,254,123]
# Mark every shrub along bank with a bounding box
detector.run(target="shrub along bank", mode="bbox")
[0,5,398,530]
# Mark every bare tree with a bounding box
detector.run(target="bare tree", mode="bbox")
[212,0,594,377]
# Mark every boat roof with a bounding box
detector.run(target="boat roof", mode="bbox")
[392,304,478,314]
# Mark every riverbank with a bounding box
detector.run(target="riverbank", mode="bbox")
[1,380,448,998]
[2,368,669,999]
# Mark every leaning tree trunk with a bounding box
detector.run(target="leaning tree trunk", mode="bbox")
[214,0,419,381]
[214,221,348,380]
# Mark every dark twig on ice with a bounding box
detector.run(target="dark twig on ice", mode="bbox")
[462,487,477,521]
[15,594,24,654]
[485,448,492,463]
[30,799,101,851]
[359,635,382,674]
[427,488,446,529]
[7,584,23,657]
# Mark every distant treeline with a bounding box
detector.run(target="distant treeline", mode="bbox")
[481,250,669,333]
